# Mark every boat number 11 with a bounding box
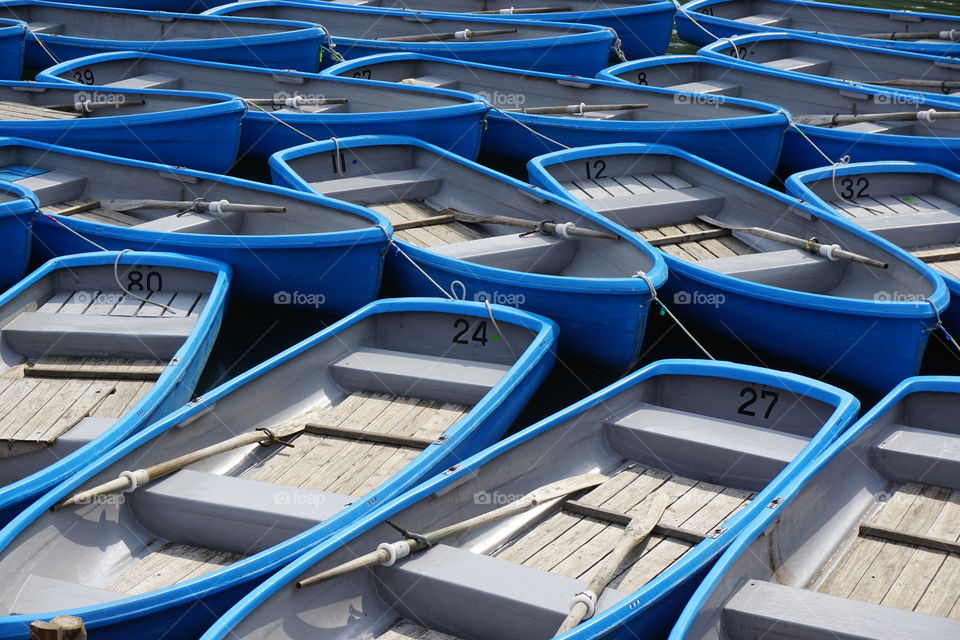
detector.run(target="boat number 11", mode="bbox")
[453,319,488,346]
[126,270,163,293]
[737,386,779,419]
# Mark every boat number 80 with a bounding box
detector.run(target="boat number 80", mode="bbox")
[126,270,163,293]
[453,318,488,346]
[72,69,95,85]
[737,386,779,419]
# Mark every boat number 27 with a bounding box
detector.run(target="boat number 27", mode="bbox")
[126,270,163,293]
[453,319,489,346]
[737,386,779,419]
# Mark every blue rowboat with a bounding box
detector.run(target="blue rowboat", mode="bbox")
[203,1,617,76]
[700,32,960,98]
[320,0,677,60]
[528,143,949,392]
[0,182,35,289]
[0,81,243,173]
[599,55,960,176]
[0,297,556,640]
[37,52,488,160]
[0,250,229,525]
[0,1,328,73]
[270,134,667,371]
[322,53,788,184]
[0,137,389,311]
[787,160,960,348]
[676,0,960,56]
[197,358,859,640]
[668,375,960,640]
[0,20,25,80]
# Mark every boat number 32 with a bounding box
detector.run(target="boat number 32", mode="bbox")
[838,177,869,200]
[452,318,489,346]
[737,386,779,419]
[126,270,163,293]
[72,69,96,85]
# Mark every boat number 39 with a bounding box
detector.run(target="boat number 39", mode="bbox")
[838,177,869,200]
[453,318,489,346]
[737,386,779,419]
[126,270,163,293]
[72,69,95,85]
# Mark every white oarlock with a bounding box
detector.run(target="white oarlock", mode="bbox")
[378,540,412,567]
[570,591,597,620]
[119,469,150,493]
[917,109,939,123]
[284,95,306,109]
[499,7,516,13]
[554,222,575,239]
[208,199,230,215]
[818,243,842,261]
[455,29,472,40]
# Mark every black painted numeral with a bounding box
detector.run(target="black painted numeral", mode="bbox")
[584,159,607,180]
[453,319,488,346]
[126,270,163,293]
[839,176,870,199]
[738,387,779,419]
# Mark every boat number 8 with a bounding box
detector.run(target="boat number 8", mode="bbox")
[584,159,607,180]
[839,177,869,199]
[72,69,95,85]
[453,319,488,346]
[636,72,648,86]
[126,270,163,293]
[737,387,779,419]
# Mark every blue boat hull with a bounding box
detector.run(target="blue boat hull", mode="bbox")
[0,23,24,80]
[241,107,485,159]
[0,196,33,292]
[485,114,785,185]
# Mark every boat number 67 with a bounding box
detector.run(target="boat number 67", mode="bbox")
[126,270,163,293]
[737,387,779,419]
[453,318,488,346]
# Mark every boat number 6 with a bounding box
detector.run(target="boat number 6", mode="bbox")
[126,270,163,293]
[737,387,779,419]
[839,177,869,200]
[453,318,488,346]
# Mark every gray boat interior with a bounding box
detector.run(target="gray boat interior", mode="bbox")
[607,58,960,138]
[278,141,656,278]
[0,307,537,616]
[333,57,772,122]
[0,3,308,39]
[699,0,960,40]
[680,388,960,640]
[796,168,960,284]
[45,57,474,113]
[710,38,960,96]
[331,0,645,12]
[213,4,594,40]
[0,84,229,119]
[538,151,933,300]
[0,260,215,485]
[218,370,842,640]
[0,144,376,236]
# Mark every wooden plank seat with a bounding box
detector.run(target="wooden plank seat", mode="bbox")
[374,543,631,640]
[871,426,960,491]
[0,101,79,121]
[42,200,141,227]
[310,169,442,204]
[371,201,483,248]
[133,469,355,555]
[605,404,809,491]
[433,233,577,274]
[723,579,960,640]
[764,56,832,74]
[331,347,510,405]
[580,187,726,229]
[667,80,742,96]
[376,621,461,640]
[106,542,242,596]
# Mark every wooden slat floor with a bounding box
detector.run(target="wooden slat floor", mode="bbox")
[43,200,141,227]
[495,465,754,594]
[107,543,243,596]
[370,201,484,249]
[815,482,960,619]
[0,101,79,121]
[562,173,754,261]
[243,391,468,497]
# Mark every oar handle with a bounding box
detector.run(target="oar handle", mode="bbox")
[858,29,959,41]
[445,209,620,240]
[794,109,960,126]
[377,28,517,42]
[473,6,570,14]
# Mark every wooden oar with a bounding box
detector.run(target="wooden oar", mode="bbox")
[46,99,145,113]
[54,427,298,510]
[100,199,286,214]
[504,103,648,115]
[442,207,620,239]
[868,79,960,89]
[697,215,889,269]
[296,473,608,589]
[858,30,960,41]
[793,109,960,127]
[554,492,671,635]
[377,28,517,42]
[473,6,570,14]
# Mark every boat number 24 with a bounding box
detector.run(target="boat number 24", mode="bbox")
[452,319,489,346]
[737,386,779,419]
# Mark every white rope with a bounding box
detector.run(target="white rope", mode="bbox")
[113,249,178,314]
[27,28,61,65]
[925,299,960,357]
[484,299,517,359]
[671,0,742,59]
[35,205,108,251]
[378,225,455,300]
[634,270,716,360]
[332,137,346,177]
[242,99,320,143]
[485,103,572,149]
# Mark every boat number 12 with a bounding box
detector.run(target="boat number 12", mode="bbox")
[838,177,869,199]
[453,319,488,346]
[737,386,779,419]
[126,270,163,293]
[584,159,607,180]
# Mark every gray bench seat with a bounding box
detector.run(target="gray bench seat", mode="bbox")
[10,574,129,614]
[605,403,808,491]
[589,186,725,229]
[376,543,629,640]
[134,211,241,234]
[331,347,509,405]
[309,169,442,205]
[108,73,182,90]
[723,579,960,640]
[401,75,459,90]
[433,233,577,275]
[667,80,742,96]
[4,312,195,360]
[132,469,354,555]
[870,425,960,491]
[697,249,839,290]
[12,169,87,206]
[764,56,831,75]
[735,14,792,28]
